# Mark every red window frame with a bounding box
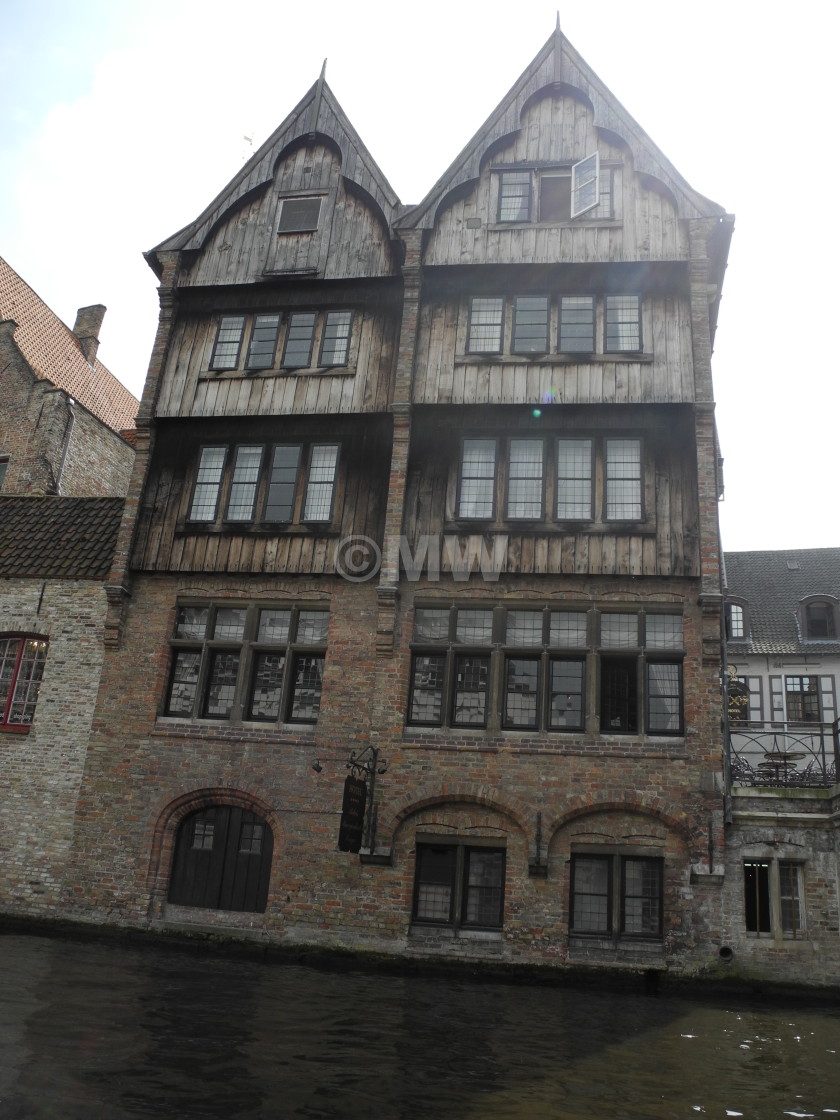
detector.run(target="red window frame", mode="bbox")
[0,635,48,731]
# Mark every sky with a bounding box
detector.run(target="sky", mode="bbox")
[1,0,837,553]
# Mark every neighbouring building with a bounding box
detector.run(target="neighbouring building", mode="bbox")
[0,260,137,918]
[0,497,125,914]
[0,254,137,497]
[37,27,748,980]
[722,549,840,983]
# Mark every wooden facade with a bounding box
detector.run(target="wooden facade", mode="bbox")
[62,27,753,982]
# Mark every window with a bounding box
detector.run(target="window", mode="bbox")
[187,441,339,527]
[0,455,9,489]
[277,196,321,232]
[599,612,683,734]
[605,295,641,352]
[729,675,763,723]
[407,604,682,735]
[458,439,497,519]
[0,635,48,729]
[507,439,544,519]
[413,842,505,930]
[169,806,273,912]
[319,311,353,366]
[498,172,531,222]
[499,157,612,224]
[744,860,803,938]
[455,436,643,526]
[467,298,504,353]
[726,601,746,640]
[556,439,593,520]
[465,293,642,358]
[571,853,663,940]
[245,314,281,370]
[785,676,821,722]
[282,312,317,368]
[605,439,642,520]
[209,310,353,373]
[559,296,595,352]
[209,316,245,370]
[512,296,549,353]
[804,600,837,639]
[165,603,328,724]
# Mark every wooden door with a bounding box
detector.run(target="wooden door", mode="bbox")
[168,806,273,913]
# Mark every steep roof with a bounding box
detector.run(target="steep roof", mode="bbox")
[398,25,728,232]
[0,497,124,579]
[724,548,840,656]
[148,74,401,265]
[0,255,138,432]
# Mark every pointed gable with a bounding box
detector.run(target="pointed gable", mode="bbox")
[148,78,401,284]
[398,28,726,233]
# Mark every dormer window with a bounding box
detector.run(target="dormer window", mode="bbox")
[498,157,612,224]
[804,599,837,640]
[725,601,747,640]
[277,197,322,233]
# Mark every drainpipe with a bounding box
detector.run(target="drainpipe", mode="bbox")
[55,396,76,495]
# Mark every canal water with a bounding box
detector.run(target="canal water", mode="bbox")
[1,933,838,1119]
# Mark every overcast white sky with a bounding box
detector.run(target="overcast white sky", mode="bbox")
[1,0,837,552]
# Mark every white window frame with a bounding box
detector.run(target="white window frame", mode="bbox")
[570,153,600,218]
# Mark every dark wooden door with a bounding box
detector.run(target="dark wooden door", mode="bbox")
[168,806,273,912]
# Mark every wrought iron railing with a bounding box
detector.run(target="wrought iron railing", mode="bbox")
[728,720,840,789]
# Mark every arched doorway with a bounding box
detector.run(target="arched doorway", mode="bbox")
[168,805,273,913]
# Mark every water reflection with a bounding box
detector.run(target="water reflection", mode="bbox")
[1,933,838,1119]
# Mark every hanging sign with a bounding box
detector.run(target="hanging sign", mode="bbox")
[338,774,367,852]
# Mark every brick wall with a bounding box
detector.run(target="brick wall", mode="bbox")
[62,568,730,975]
[0,320,133,498]
[0,579,110,915]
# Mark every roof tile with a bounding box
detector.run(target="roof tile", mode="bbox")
[0,497,124,579]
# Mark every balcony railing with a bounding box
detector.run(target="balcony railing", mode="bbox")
[728,720,840,789]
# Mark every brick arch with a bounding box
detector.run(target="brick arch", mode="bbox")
[544,791,702,856]
[145,787,281,913]
[381,783,532,849]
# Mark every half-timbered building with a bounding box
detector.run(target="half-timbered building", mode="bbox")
[62,28,745,979]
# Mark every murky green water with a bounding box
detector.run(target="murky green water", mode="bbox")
[0,933,838,1119]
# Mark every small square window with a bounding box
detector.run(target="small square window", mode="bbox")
[645,615,683,649]
[277,197,321,233]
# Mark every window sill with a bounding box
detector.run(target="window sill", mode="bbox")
[443,520,656,536]
[200,367,356,380]
[409,924,503,942]
[456,352,652,365]
[152,717,317,740]
[487,220,622,232]
[176,525,340,537]
[0,724,31,735]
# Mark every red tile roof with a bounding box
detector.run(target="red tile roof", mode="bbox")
[0,255,138,432]
[0,497,124,579]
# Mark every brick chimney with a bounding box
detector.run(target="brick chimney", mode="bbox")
[72,304,106,364]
